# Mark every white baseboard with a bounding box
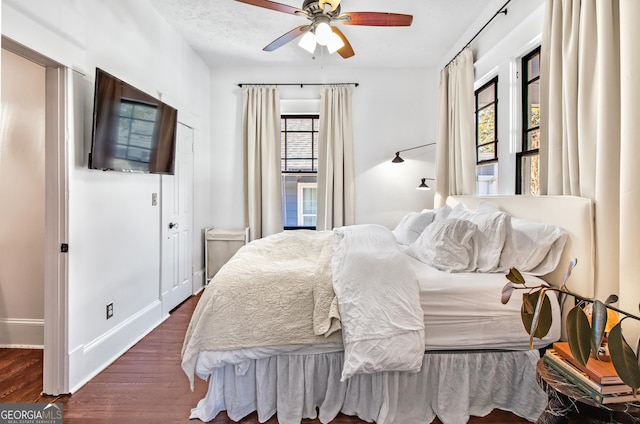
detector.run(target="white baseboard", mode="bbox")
[68,300,166,393]
[0,318,44,347]
[192,268,205,294]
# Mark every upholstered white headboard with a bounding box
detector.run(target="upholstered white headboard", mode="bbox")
[447,195,595,298]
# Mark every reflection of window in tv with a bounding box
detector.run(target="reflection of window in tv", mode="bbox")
[116,99,158,165]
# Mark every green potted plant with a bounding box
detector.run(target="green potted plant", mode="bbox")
[502,258,640,395]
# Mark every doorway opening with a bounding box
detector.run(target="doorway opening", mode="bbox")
[1,37,69,395]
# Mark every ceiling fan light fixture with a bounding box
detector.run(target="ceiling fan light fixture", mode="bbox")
[315,22,332,46]
[298,31,317,53]
[326,32,344,54]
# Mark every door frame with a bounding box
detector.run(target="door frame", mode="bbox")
[2,37,69,395]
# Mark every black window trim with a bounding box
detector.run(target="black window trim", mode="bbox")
[281,114,319,173]
[475,76,499,165]
[281,114,319,230]
[516,46,541,194]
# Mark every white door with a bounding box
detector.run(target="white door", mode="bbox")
[161,123,194,315]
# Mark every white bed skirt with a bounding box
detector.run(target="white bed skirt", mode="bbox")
[190,350,547,424]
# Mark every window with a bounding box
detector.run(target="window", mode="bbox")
[281,115,318,229]
[475,77,498,195]
[517,47,541,195]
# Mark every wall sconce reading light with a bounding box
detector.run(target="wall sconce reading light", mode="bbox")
[417,178,435,190]
[392,142,436,163]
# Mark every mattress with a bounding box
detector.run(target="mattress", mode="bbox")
[411,258,561,350]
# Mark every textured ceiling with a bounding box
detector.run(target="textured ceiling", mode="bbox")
[148,0,508,68]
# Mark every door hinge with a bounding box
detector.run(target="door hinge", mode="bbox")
[60,243,69,253]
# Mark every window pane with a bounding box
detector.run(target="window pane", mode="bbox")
[280,133,286,170]
[527,81,540,129]
[477,105,495,145]
[285,159,312,171]
[476,162,498,195]
[302,187,317,214]
[521,154,540,195]
[313,118,319,131]
[287,118,312,131]
[313,138,318,166]
[527,129,540,150]
[282,175,317,228]
[477,84,495,109]
[478,143,496,162]
[527,53,540,80]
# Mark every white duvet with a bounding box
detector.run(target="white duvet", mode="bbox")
[332,224,425,381]
[183,226,426,386]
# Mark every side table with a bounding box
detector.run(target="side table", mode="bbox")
[536,358,640,423]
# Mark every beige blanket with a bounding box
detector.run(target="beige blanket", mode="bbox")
[181,230,343,386]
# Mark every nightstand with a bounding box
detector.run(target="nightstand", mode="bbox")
[536,358,640,423]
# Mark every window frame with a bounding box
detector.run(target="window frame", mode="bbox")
[516,46,541,195]
[281,114,319,173]
[296,182,317,227]
[475,76,499,166]
[281,114,319,230]
[475,76,499,195]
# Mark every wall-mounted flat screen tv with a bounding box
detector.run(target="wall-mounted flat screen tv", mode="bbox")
[89,68,177,174]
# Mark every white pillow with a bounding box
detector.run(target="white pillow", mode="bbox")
[500,217,568,275]
[447,202,511,272]
[421,204,452,221]
[407,218,480,272]
[392,211,435,245]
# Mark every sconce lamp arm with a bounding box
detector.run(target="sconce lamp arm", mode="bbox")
[396,142,437,155]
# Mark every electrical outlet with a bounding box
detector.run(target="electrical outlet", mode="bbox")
[151,193,158,206]
[106,303,114,319]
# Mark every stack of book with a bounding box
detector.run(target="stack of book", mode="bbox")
[543,341,638,404]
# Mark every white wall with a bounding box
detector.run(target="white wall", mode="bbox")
[2,0,211,391]
[209,65,439,231]
[0,48,45,347]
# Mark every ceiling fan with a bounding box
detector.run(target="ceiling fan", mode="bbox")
[235,0,413,59]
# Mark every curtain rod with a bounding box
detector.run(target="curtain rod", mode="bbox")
[237,82,359,88]
[444,0,511,68]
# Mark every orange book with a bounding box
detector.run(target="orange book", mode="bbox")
[553,341,624,385]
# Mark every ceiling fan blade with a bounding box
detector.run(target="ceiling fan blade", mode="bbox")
[319,0,341,12]
[340,12,413,27]
[235,0,304,16]
[331,27,354,59]
[263,25,310,51]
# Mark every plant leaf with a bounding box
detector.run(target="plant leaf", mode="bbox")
[520,290,552,347]
[501,282,516,304]
[608,322,640,390]
[566,305,592,367]
[507,268,526,285]
[559,258,577,290]
[522,292,535,315]
[590,300,608,359]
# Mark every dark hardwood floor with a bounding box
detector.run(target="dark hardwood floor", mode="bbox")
[1,294,531,423]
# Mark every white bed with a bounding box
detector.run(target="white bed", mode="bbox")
[182,195,595,424]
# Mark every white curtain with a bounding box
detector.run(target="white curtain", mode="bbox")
[316,86,355,230]
[540,0,640,327]
[243,87,282,241]
[434,47,476,207]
